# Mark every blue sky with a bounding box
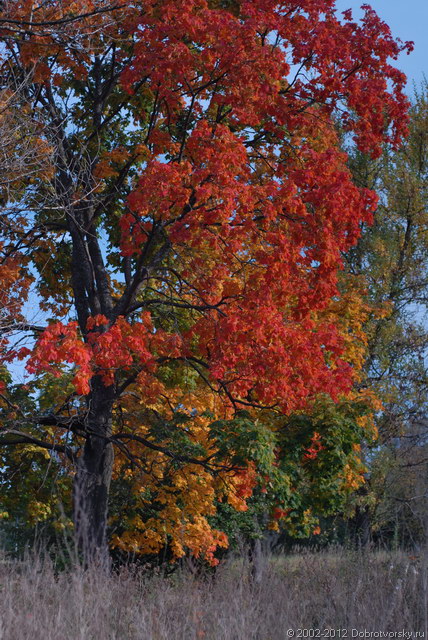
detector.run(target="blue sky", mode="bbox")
[334,0,427,90]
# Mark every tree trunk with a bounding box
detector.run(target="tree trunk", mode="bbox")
[249,537,264,584]
[353,503,371,548]
[73,378,115,566]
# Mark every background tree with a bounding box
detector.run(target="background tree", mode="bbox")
[0,0,411,563]
[337,86,428,548]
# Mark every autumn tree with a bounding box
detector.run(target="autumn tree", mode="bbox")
[342,86,428,547]
[0,0,411,563]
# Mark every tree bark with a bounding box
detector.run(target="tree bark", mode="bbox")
[73,378,115,566]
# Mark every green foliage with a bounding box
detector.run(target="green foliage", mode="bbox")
[209,411,276,472]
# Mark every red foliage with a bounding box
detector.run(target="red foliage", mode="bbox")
[304,432,324,461]
[21,0,410,413]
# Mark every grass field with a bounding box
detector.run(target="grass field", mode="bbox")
[0,548,426,639]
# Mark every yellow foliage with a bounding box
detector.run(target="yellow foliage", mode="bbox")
[27,501,52,524]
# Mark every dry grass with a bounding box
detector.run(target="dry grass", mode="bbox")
[0,548,425,639]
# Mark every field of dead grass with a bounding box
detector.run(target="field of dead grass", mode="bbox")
[0,548,425,639]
